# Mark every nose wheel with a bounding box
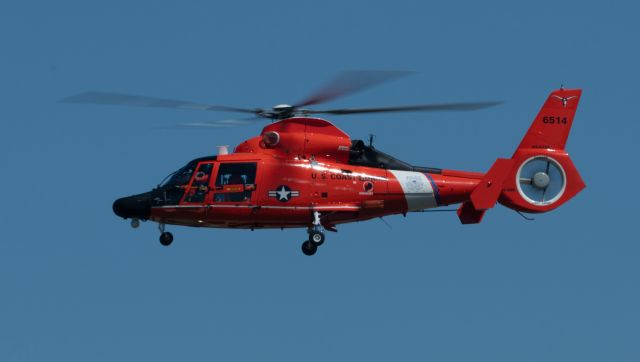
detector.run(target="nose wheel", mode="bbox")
[158,223,174,246]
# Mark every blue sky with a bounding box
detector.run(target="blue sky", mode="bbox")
[1,1,638,361]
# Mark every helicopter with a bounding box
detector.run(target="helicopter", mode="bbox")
[63,72,585,255]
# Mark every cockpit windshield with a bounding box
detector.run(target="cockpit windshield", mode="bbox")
[159,156,218,188]
[160,161,198,188]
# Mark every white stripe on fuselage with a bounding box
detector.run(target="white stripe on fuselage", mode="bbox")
[388,170,437,211]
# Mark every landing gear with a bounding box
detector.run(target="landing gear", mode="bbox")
[309,231,325,246]
[158,223,173,246]
[160,232,174,246]
[300,211,325,255]
[130,218,140,229]
[301,240,317,256]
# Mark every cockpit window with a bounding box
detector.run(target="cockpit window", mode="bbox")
[184,162,214,203]
[151,157,217,206]
[161,161,198,187]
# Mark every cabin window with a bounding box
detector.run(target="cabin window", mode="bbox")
[214,162,257,202]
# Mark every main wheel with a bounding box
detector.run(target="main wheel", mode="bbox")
[159,232,174,246]
[301,241,317,256]
[309,231,325,246]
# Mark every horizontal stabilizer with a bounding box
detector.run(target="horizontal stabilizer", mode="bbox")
[470,158,514,210]
[457,202,486,224]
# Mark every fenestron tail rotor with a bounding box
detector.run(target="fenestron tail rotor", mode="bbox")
[517,156,566,205]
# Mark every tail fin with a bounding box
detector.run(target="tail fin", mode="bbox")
[458,88,586,223]
[516,88,581,151]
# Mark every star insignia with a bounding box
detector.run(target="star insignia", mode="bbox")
[268,185,300,202]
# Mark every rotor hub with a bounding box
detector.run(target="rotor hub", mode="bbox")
[272,104,293,111]
[268,104,296,119]
[532,171,550,189]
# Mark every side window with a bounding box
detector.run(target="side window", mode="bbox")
[214,162,257,202]
[184,163,214,203]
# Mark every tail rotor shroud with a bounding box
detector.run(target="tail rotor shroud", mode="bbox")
[516,156,566,206]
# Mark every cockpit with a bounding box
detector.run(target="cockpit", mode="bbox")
[151,156,219,207]
[150,156,260,207]
[114,155,263,220]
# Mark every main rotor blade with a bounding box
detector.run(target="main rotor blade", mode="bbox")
[159,116,263,130]
[305,101,503,116]
[294,70,412,108]
[61,91,259,114]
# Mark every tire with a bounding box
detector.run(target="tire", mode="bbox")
[301,241,317,256]
[309,231,325,246]
[159,232,174,246]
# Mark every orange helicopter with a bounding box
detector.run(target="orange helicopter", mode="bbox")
[63,72,585,255]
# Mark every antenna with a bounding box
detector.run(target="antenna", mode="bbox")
[378,217,392,229]
[368,134,375,147]
[515,210,535,221]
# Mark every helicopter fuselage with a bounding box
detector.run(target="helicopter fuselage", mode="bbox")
[148,152,482,229]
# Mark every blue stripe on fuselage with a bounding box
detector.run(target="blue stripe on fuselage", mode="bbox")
[424,173,440,205]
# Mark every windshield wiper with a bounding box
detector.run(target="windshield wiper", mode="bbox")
[157,170,178,189]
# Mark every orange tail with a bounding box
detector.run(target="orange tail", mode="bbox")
[458,88,586,224]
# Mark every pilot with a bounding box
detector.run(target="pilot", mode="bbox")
[194,171,209,183]
[228,174,245,185]
[194,164,212,184]
[226,174,250,202]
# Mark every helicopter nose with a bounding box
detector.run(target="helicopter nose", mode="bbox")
[113,193,151,220]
